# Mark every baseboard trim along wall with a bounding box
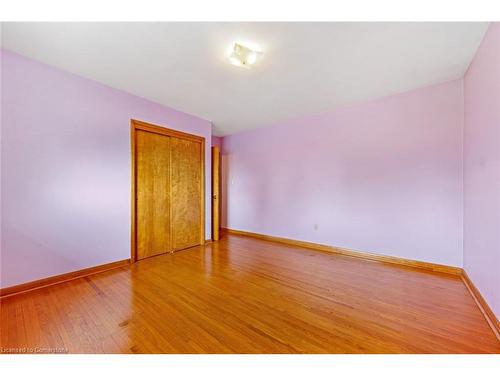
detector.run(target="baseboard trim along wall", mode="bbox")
[222,228,462,275]
[1,231,498,342]
[0,259,131,299]
[461,271,500,340]
[1,241,210,298]
[222,227,500,340]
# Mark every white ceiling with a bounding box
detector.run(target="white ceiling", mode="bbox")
[1,22,489,136]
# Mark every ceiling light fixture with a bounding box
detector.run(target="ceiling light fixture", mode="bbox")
[228,42,263,69]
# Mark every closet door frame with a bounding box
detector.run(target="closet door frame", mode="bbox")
[130,119,205,263]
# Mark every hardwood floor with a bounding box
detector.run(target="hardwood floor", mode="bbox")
[1,233,499,354]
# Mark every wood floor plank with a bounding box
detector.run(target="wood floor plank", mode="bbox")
[1,233,499,353]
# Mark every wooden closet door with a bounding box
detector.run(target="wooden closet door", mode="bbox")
[211,146,220,241]
[135,130,171,259]
[171,137,203,250]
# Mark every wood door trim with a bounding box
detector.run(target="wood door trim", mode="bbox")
[200,139,206,246]
[0,259,130,299]
[131,119,205,263]
[132,119,204,143]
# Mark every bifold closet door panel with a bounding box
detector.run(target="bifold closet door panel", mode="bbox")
[135,130,171,259]
[171,137,202,250]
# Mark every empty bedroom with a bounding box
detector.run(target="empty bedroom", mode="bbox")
[0,1,499,372]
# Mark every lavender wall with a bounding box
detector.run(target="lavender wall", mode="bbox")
[463,24,500,318]
[222,80,464,266]
[0,49,212,288]
[0,48,3,266]
[211,136,222,148]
